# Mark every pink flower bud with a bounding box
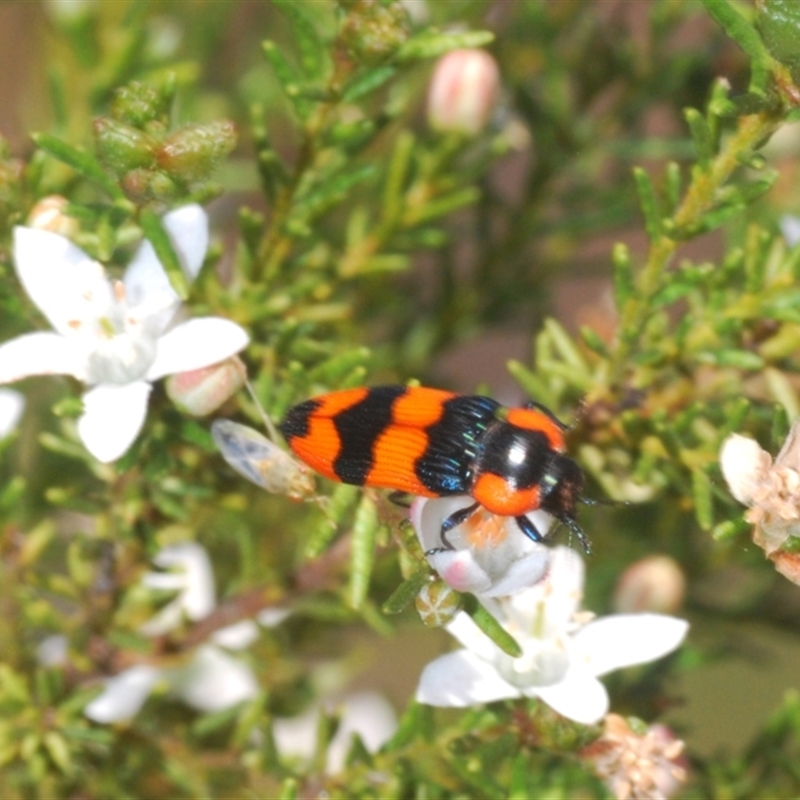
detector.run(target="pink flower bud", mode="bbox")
[165,356,246,417]
[26,196,79,238]
[427,49,500,135]
[613,555,686,615]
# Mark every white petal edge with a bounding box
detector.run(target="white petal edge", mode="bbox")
[0,331,86,383]
[0,388,25,437]
[171,644,259,712]
[416,650,519,707]
[781,214,800,248]
[84,665,161,723]
[572,613,689,678]
[719,433,770,505]
[444,611,502,662]
[77,381,152,463]
[124,204,208,317]
[533,670,609,725]
[480,544,551,598]
[13,226,112,335]
[146,317,249,381]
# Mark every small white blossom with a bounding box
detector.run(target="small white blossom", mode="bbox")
[85,542,267,724]
[416,547,688,725]
[0,205,249,462]
[411,496,552,597]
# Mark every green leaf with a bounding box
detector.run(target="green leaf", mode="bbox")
[695,348,764,369]
[612,241,635,310]
[342,65,397,102]
[382,571,433,614]
[463,596,522,658]
[32,132,125,200]
[382,130,415,225]
[701,0,771,62]
[348,495,379,609]
[684,107,714,165]
[292,164,377,224]
[274,0,325,79]
[507,359,556,408]
[633,166,662,240]
[692,467,714,531]
[407,186,479,225]
[395,29,494,62]
[262,40,313,117]
[139,208,189,300]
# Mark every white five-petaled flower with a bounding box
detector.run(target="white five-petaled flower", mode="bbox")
[0,205,249,462]
[84,542,286,724]
[410,496,552,597]
[416,547,689,725]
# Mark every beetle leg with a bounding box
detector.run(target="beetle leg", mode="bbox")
[432,501,479,551]
[388,490,411,508]
[514,513,546,543]
[559,514,592,555]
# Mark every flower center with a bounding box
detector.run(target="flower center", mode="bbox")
[82,281,158,385]
[495,637,570,688]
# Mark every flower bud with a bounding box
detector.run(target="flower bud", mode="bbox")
[415,580,462,627]
[111,81,170,127]
[156,121,238,183]
[26,196,79,238]
[427,49,500,136]
[757,0,800,85]
[613,555,686,615]
[340,0,410,65]
[166,356,246,417]
[93,117,156,176]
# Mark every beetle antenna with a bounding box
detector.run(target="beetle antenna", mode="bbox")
[559,514,592,555]
[245,379,280,442]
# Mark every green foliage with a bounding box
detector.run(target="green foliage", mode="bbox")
[4,0,800,797]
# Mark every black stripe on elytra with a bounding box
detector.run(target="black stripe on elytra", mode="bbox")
[415,394,500,495]
[332,385,408,485]
[279,398,323,442]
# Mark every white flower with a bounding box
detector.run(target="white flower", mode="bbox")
[411,496,552,597]
[416,547,689,725]
[85,542,268,723]
[273,691,397,774]
[0,205,249,462]
[0,388,25,438]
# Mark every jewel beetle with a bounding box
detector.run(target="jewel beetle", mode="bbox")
[279,385,590,553]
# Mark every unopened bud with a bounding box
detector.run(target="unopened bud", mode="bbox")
[156,121,237,183]
[427,49,500,136]
[26,196,79,237]
[613,555,686,615]
[166,356,246,417]
[341,0,410,65]
[93,117,156,175]
[111,81,170,127]
[415,580,462,627]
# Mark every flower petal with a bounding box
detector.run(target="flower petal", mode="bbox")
[84,665,161,723]
[77,381,151,462]
[0,331,86,383]
[416,650,519,707]
[13,226,113,336]
[124,204,208,331]
[533,671,609,725]
[444,611,502,661]
[146,318,249,381]
[719,433,771,505]
[572,613,689,678]
[211,620,260,650]
[0,388,25,438]
[170,644,259,712]
[140,542,217,637]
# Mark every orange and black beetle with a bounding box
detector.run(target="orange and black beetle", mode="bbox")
[279,385,589,553]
